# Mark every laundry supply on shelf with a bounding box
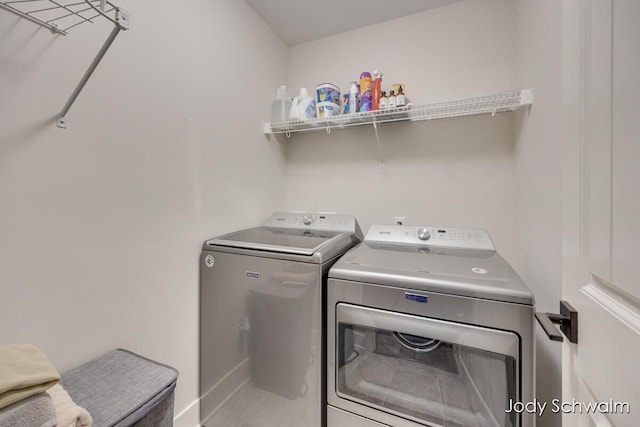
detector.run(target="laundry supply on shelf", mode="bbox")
[316,83,341,118]
[289,87,316,120]
[358,72,372,112]
[271,85,292,123]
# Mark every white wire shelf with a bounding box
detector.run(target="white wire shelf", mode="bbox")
[263,89,534,136]
[0,0,130,128]
[0,0,122,35]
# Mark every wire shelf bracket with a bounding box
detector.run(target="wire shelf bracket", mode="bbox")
[0,0,130,128]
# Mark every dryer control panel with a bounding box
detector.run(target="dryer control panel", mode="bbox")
[264,212,360,233]
[365,225,495,251]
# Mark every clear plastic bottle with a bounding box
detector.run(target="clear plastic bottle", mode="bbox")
[271,85,292,123]
[388,90,396,108]
[396,86,406,107]
[379,91,388,110]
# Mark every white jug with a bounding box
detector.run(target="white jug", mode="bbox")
[271,85,292,123]
[289,88,316,120]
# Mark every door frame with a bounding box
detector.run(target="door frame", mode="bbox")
[561,1,599,426]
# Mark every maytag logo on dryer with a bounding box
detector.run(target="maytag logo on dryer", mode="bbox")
[246,271,261,279]
[405,292,428,303]
[204,255,215,268]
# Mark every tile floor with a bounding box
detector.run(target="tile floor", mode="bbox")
[206,378,320,427]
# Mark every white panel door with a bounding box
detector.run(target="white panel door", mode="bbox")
[562,1,640,427]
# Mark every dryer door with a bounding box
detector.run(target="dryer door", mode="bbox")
[333,303,520,427]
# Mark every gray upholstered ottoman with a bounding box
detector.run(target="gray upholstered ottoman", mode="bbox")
[60,349,178,427]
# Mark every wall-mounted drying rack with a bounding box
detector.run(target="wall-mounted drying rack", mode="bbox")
[0,0,130,128]
[263,89,534,166]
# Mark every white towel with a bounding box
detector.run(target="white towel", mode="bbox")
[46,384,92,427]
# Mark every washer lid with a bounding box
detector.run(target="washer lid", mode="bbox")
[207,226,343,256]
[330,240,534,306]
[204,212,363,259]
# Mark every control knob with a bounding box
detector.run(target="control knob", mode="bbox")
[417,228,431,241]
[302,216,314,226]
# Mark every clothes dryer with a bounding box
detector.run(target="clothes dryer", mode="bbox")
[327,225,535,427]
[200,212,362,427]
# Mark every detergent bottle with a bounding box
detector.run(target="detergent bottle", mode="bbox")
[271,85,292,123]
[289,88,316,120]
[359,72,372,112]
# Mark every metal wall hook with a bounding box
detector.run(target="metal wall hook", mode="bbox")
[535,300,578,343]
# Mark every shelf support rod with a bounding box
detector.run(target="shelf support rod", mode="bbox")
[57,6,129,128]
[372,121,384,168]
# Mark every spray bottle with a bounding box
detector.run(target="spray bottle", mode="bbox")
[372,70,382,110]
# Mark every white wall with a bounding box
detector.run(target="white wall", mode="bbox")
[284,0,520,263]
[514,1,563,427]
[0,1,287,426]
[284,3,566,423]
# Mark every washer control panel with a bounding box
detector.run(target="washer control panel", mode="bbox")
[365,225,495,251]
[264,212,358,233]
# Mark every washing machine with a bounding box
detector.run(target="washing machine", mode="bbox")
[327,225,535,427]
[200,212,362,427]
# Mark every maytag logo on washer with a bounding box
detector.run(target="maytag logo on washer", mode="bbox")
[405,292,428,303]
[204,255,214,268]
[246,271,261,279]
[472,267,488,274]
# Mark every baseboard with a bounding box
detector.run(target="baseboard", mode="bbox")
[173,357,253,427]
[199,357,252,424]
[173,397,201,427]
